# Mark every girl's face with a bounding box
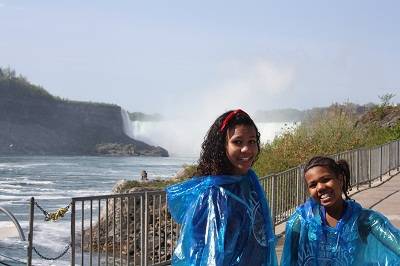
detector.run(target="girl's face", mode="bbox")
[304,166,344,209]
[225,124,258,175]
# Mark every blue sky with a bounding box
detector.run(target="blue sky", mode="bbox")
[1,0,399,119]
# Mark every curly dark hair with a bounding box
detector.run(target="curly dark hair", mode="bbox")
[196,109,261,176]
[304,156,352,200]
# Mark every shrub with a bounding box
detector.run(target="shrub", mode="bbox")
[253,105,399,177]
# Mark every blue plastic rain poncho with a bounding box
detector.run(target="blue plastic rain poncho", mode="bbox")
[281,198,400,265]
[166,169,277,266]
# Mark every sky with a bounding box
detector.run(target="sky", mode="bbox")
[1,0,399,121]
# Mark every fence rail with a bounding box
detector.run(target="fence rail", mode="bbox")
[259,139,400,229]
[68,191,179,266]
[27,139,400,265]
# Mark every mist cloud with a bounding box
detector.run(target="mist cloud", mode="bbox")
[195,59,295,119]
[154,59,296,155]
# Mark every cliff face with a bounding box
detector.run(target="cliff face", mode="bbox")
[357,105,400,128]
[0,76,168,156]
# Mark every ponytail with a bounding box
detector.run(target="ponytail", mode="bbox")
[337,159,351,200]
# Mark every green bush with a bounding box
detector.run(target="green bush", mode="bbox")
[253,105,400,177]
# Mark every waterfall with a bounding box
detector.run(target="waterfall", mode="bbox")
[120,108,135,139]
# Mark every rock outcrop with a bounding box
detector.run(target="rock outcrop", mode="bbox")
[82,179,178,262]
[357,105,400,128]
[0,74,168,156]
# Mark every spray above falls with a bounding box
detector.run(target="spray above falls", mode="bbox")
[120,110,298,156]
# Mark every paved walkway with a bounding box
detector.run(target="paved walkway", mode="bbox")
[275,168,400,261]
[351,169,400,228]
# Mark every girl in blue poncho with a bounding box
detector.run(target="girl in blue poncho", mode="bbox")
[166,109,277,266]
[281,156,400,265]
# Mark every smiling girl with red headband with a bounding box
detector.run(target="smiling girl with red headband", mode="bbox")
[166,109,277,266]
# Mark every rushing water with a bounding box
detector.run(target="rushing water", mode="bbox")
[0,155,197,265]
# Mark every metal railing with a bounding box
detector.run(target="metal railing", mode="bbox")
[65,139,399,265]
[70,191,179,266]
[260,139,400,228]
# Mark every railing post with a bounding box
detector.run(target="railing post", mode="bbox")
[27,197,34,266]
[144,192,149,266]
[368,149,372,188]
[356,149,359,190]
[398,140,400,171]
[388,142,393,176]
[380,145,383,181]
[270,174,277,234]
[301,166,307,202]
[296,167,300,205]
[71,200,75,266]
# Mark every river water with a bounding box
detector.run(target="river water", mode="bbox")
[0,155,197,265]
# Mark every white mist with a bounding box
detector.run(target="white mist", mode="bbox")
[122,118,298,156]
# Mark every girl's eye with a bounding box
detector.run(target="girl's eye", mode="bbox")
[234,140,242,145]
[249,140,256,144]
[321,177,332,183]
[308,183,316,189]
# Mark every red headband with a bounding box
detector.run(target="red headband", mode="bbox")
[219,109,247,132]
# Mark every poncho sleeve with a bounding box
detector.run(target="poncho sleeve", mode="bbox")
[166,177,208,224]
[280,212,302,266]
[358,209,400,263]
[171,186,229,266]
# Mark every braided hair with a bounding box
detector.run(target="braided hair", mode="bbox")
[304,156,352,200]
[196,109,260,176]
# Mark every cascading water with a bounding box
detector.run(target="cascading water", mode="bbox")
[120,108,135,139]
